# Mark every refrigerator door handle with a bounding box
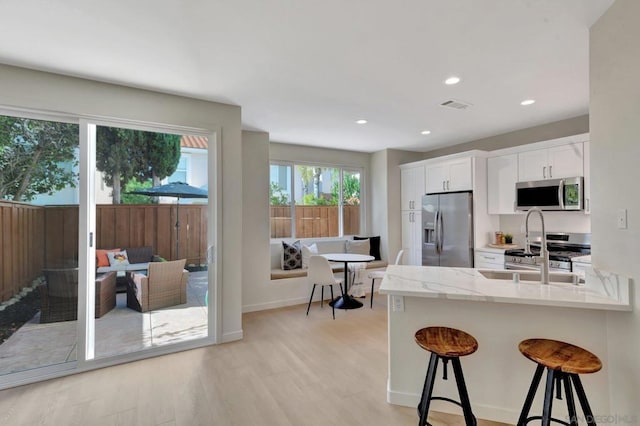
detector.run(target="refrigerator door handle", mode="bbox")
[438,209,444,253]
[433,210,440,254]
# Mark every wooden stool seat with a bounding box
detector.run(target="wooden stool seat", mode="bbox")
[519,338,602,375]
[415,326,478,357]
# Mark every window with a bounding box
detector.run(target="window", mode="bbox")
[270,163,362,238]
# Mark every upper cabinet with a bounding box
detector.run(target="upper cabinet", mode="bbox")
[400,165,425,211]
[487,154,518,214]
[425,157,472,194]
[518,143,584,181]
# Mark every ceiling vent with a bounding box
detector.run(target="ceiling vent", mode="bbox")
[440,99,473,110]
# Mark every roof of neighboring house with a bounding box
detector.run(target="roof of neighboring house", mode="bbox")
[180,135,208,149]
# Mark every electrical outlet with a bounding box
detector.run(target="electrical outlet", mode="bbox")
[392,295,405,312]
[617,209,628,229]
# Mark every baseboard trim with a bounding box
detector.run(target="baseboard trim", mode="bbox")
[387,385,518,424]
[221,329,243,342]
[242,297,308,313]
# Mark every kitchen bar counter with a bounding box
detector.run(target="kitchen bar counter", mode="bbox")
[378,265,632,423]
[379,265,630,311]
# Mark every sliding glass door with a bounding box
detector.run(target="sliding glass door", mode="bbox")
[0,110,217,386]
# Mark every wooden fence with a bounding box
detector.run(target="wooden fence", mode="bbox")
[0,202,208,303]
[0,201,46,303]
[270,205,360,238]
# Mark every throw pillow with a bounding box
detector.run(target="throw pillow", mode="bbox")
[107,250,130,267]
[346,239,370,255]
[301,243,318,269]
[281,240,302,270]
[96,248,121,267]
[355,236,381,260]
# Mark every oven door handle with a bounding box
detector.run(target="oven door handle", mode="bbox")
[504,263,540,271]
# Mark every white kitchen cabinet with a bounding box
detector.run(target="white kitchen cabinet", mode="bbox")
[474,248,505,269]
[425,157,472,194]
[401,210,422,266]
[401,165,425,211]
[518,143,583,181]
[583,141,591,214]
[487,154,518,214]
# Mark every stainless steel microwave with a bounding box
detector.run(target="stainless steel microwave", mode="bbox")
[515,177,583,211]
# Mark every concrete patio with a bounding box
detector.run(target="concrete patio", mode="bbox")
[0,271,209,376]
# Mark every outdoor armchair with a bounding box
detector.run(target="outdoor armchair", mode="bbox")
[127,259,188,312]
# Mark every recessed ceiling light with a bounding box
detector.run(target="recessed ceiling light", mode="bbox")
[355,119,368,124]
[421,130,431,135]
[520,99,536,106]
[445,76,461,85]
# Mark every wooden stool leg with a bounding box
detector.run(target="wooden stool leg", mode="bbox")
[451,357,476,426]
[517,364,545,426]
[418,353,439,426]
[542,368,556,426]
[571,374,596,426]
[306,284,316,316]
[562,373,578,426]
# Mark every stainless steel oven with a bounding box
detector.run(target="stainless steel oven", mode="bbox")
[504,232,591,273]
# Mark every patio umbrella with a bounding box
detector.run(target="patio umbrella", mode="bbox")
[129,182,208,258]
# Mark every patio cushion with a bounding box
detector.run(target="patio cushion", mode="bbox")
[107,250,130,267]
[126,246,154,264]
[96,248,120,267]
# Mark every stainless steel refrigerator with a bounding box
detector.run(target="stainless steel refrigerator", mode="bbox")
[422,191,474,267]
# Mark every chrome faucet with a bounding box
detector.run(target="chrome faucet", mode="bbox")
[524,207,549,285]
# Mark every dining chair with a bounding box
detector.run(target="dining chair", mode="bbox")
[367,249,405,309]
[306,255,344,319]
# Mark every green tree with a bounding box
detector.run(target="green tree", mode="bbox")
[0,116,78,202]
[96,126,139,204]
[333,173,360,205]
[269,182,289,205]
[121,178,153,204]
[134,131,181,187]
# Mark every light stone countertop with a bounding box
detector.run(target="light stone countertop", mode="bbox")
[379,265,631,311]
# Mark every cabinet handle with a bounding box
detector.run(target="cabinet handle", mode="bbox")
[447,180,450,190]
[549,165,553,178]
[442,181,445,191]
[586,198,590,212]
[543,166,546,179]
[482,255,496,260]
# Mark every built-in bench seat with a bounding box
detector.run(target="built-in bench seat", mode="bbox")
[270,238,388,280]
[271,259,388,280]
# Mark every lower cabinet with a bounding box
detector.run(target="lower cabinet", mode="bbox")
[401,210,423,266]
[474,248,505,269]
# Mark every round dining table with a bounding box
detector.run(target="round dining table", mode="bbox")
[321,253,374,309]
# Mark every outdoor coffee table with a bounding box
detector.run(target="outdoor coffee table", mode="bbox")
[321,253,374,310]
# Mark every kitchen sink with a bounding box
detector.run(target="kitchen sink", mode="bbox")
[477,269,579,284]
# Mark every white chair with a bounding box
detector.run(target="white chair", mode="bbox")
[306,255,344,319]
[367,249,405,309]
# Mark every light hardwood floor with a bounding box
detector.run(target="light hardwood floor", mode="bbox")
[0,297,509,425]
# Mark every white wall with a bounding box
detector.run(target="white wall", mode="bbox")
[591,0,640,419]
[0,64,243,343]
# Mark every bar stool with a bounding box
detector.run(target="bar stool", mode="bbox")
[517,338,602,426]
[415,326,478,426]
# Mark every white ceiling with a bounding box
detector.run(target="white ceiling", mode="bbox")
[0,0,614,153]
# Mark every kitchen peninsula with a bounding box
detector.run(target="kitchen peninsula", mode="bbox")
[379,265,631,424]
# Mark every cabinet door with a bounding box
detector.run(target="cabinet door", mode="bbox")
[548,143,583,179]
[401,166,425,210]
[425,163,448,194]
[401,210,422,266]
[401,168,414,210]
[448,158,472,191]
[518,149,548,181]
[583,142,590,214]
[488,154,518,214]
